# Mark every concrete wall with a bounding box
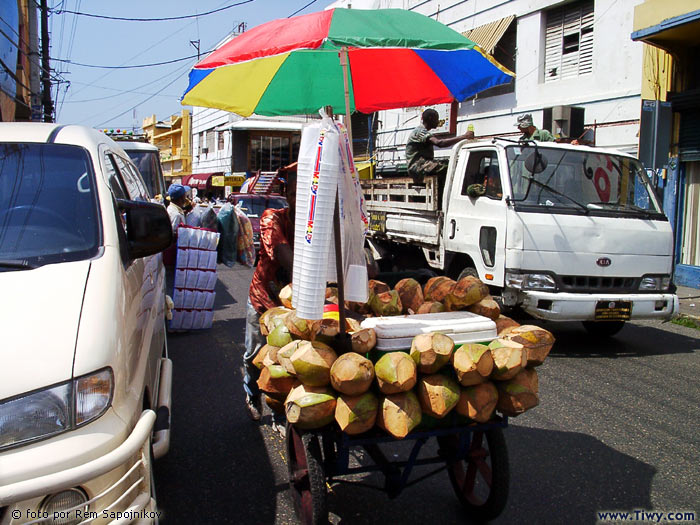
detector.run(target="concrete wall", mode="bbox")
[191,106,240,175]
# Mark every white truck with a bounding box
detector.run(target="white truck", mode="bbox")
[362,139,679,336]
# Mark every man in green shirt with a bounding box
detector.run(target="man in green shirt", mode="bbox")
[516,113,556,142]
[406,108,474,185]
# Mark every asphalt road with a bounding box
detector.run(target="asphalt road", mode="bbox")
[155,264,700,524]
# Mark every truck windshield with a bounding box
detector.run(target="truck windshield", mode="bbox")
[124,150,164,198]
[0,143,100,268]
[506,146,664,217]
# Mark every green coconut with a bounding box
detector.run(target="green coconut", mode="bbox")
[278,284,293,309]
[416,301,446,314]
[259,306,292,336]
[456,382,498,422]
[257,364,299,396]
[377,391,422,439]
[335,392,379,435]
[277,340,304,374]
[495,368,539,416]
[285,384,337,429]
[452,343,494,386]
[267,322,294,348]
[444,276,489,311]
[370,290,403,317]
[374,352,417,394]
[394,278,424,314]
[410,332,454,374]
[488,339,527,381]
[329,352,375,395]
[284,310,322,341]
[290,340,338,386]
[416,374,461,418]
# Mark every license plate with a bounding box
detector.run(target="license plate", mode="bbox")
[594,300,632,321]
[369,211,386,233]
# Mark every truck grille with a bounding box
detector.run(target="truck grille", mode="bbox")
[558,275,637,293]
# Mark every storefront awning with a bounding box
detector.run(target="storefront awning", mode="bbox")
[182,172,221,189]
[462,15,515,55]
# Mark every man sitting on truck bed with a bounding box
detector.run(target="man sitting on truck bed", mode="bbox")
[406,108,474,185]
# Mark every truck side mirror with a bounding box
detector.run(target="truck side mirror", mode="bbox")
[118,199,173,259]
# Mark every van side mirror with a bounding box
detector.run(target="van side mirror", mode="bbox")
[117,199,173,259]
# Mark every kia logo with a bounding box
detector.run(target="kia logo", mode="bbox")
[597,257,612,267]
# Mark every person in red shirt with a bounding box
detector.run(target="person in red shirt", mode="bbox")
[243,172,296,422]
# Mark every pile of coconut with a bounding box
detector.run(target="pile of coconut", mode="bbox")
[254,282,555,439]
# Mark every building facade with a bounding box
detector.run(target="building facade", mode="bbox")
[329,0,645,167]
[142,110,192,184]
[632,0,700,288]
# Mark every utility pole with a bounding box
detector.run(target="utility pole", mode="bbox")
[27,0,42,121]
[40,0,53,122]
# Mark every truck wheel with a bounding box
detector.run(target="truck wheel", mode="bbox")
[458,267,479,280]
[582,321,625,337]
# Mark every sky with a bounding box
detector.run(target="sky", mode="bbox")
[50,0,335,130]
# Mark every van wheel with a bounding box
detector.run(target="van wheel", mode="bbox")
[582,321,625,337]
[458,267,479,280]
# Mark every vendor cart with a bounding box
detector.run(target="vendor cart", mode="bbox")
[285,415,509,525]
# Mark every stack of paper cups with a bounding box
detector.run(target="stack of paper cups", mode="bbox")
[293,124,341,319]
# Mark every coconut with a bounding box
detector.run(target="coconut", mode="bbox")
[252,344,277,370]
[318,316,363,338]
[496,368,539,416]
[284,311,322,341]
[495,315,521,336]
[285,384,337,429]
[501,325,555,367]
[259,306,292,336]
[416,301,445,314]
[368,279,391,295]
[377,391,422,439]
[264,395,285,415]
[277,340,303,374]
[257,364,299,396]
[410,332,454,374]
[466,296,501,320]
[351,328,377,353]
[289,340,338,386]
[267,322,293,348]
[394,278,424,314]
[335,392,379,435]
[456,382,499,422]
[423,276,456,302]
[452,343,494,386]
[416,374,461,418]
[330,352,375,395]
[325,286,338,299]
[262,344,281,367]
[374,352,417,394]
[444,276,489,311]
[346,300,372,315]
[488,339,527,381]
[370,290,403,317]
[279,284,293,309]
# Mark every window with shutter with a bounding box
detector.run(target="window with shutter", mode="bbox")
[544,0,594,83]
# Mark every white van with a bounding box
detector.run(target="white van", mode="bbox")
[0,123,173,524]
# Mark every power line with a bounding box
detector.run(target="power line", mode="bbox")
[53,53,206,69]
[54,0,254,21]
[288,0,320,18]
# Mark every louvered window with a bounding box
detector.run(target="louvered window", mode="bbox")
[544,0,594,83]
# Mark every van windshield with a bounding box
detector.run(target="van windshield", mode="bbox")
[124,150,164,198]
[506,146,664,218]
[0,143,100,268]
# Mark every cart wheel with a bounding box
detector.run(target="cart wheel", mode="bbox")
[439,428,509,522]
[286,424,328,525]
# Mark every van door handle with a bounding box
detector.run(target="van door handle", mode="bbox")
[449,219,456,240]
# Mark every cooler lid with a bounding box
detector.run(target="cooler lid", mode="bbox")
[361,311,497,340]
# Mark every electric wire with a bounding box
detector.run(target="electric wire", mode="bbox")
[54,0,254,21]
[288,0,319,18]
[52,53,205,69]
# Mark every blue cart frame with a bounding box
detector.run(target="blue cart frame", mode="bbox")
[286,416,510,524]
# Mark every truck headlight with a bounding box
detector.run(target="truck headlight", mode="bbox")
[639,275,671,291]
[0,368,113,450]
[505,271,556,291]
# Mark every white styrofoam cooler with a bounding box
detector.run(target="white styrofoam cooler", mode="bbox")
[360,311,498,351]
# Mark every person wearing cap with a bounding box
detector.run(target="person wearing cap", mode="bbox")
[166,183,191,234]
[516,114,555,142]
[406,108,475,185]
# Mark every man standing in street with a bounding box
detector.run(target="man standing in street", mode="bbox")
[243,172,296,427]
[406,108,474,185]
[516,113,556,142]
[166,183,191,234]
